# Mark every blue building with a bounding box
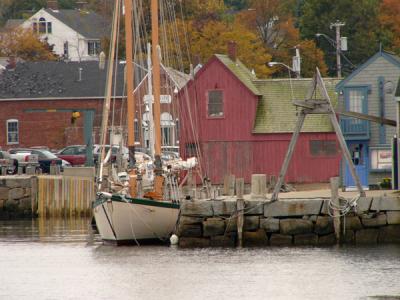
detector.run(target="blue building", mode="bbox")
[337,50,400,188]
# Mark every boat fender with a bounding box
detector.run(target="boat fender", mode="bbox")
[170,234,179,245]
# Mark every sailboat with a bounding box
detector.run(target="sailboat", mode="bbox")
[92,0,196,244]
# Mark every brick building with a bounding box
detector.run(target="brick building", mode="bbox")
[0,60,188,151]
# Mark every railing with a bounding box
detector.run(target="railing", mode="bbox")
[340,117,370,138]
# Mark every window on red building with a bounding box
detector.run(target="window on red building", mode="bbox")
[310,140,337,157]
[207,90,223,117]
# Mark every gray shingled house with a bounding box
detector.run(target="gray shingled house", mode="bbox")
[336,50,400,188]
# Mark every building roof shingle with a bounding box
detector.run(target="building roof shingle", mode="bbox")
[253,78,341,133]
[0,61,126,99]
[44,8,109,39]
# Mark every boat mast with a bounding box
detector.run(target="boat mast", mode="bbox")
[124,0,137,197]
[147,43,155,159]
[97,0,121,189]
[151,0,163,195]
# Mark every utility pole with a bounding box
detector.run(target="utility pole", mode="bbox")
[330,21,345,78]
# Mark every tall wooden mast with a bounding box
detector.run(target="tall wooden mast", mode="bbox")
[124,0,135,156]
[151,0,163,195]
[124,0,137,196]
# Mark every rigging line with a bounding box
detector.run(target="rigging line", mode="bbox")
[165,0,204,175]
[97,0,121,186]
[178,0,193,66]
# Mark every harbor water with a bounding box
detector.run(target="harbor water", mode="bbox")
[0,219,399,300]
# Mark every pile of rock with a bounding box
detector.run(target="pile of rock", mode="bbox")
[177,197,400,248]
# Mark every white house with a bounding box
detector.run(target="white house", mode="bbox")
[21,6,108,62]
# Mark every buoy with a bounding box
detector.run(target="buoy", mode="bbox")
[170,234,179,245]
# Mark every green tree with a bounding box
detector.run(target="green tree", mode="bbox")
[0,0,46,26]
[299,0,380,76]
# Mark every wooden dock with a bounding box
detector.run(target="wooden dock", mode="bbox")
[37,175,95,218]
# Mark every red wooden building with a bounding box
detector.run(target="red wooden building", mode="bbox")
[179,52,342,184]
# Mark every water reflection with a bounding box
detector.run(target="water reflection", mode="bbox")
[0,217,95,243]
[0,219,399,300]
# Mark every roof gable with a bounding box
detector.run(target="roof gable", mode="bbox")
[336,50,400,91]
[214,54,261,96]
[39,8,109,39]
[253,78,341,133]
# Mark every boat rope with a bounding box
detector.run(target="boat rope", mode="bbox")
[121,196,170,242]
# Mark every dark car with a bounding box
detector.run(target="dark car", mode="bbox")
[57,145,87,166]
[9,148,63,173]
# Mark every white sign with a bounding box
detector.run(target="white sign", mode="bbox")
[370,149,392,170]
[160,95,171,104]
[144,95,171,104]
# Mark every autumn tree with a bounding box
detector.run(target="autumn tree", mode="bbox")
[188,19,272,77]
[236,0,326,77]
[0,28,56,61]
[378,0,400,55]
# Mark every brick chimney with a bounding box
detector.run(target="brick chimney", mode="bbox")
[227,41,237,62]
[47,0,58,10]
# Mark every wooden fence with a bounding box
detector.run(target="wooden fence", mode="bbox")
[37,175,95,218]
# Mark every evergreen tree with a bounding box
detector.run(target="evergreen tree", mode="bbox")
[299,0,380,76]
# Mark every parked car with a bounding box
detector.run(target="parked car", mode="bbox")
[57,145,87,166]
[93,144,129,164]
[9,148,68,173]
[0,150,17,174]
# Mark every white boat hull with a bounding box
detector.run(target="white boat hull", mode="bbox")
[93,196,180,244]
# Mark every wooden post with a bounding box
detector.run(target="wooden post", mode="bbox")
[271,111,306,201]
[236,178,244,247]
[223,174,235,196]
[330,177,341,243]
[315,69,365,197]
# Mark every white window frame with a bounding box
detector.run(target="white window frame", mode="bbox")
[7,119,19,145]
[88,40,100,56]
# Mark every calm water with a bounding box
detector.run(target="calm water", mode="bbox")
[0,219,399,300]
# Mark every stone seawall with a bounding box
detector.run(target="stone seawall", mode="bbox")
[0,176,37,219]
[177,196,400,247]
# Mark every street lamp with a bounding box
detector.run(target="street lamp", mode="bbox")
[268,62,300,78]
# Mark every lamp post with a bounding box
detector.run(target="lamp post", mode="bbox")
[268,62,300,78]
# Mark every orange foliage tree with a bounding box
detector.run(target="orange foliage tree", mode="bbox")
[378,0,400,55]
[0,28,56,60]
[187,20,272,78]
[236,0,327,77]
